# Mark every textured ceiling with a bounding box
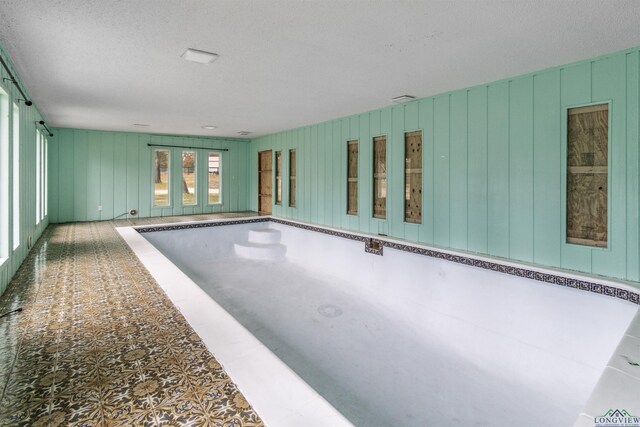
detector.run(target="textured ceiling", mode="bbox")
[0,1,639,138]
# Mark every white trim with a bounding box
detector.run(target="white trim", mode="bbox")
[117,226,353,427]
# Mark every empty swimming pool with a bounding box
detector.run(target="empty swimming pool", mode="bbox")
[128,218,637,427]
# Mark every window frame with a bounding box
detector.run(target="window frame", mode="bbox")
[35,129,41,224]
[181,150,198,206]
[372,135,387,220]
[42,134,47,220]
[152,148,172,208]
[0,86,8,259]
[12,102,19,250]
[347,140,358,215]
[207,151,222,206]
[562,100,612,251]
[404,130,423,224]
[275,151,282,206]
[288,149,296,208]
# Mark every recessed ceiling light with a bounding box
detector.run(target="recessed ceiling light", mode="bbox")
[237,131,252,136]
[181,48,219,64]
[202,125,217,130]
[133,123,149,127]
[391,95,416,103]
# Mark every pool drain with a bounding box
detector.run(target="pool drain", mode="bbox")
[317,304,343,318]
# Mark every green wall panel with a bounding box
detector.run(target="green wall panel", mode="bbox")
[467,87,488,254]
[250,47,640,283]
[49,129,250,223]
[449,90,468,251]
[508,77,534,263]
[487,81,509,258]
[532,71,561,267]
[626,51,640,282]
[418,98,435,244]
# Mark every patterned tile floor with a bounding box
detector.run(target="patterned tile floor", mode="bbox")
[0,213,265,426]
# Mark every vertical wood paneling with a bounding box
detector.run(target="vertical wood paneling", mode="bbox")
[317,123,326,225]
[449,90,468,250]
[358,113,370,233]
[305,126,312,223]
[86,132,101,221]
[533,71,562,267]
[100,132,115,220]
[626,52,640,281]
[339,120,348,229]
[138,134,151,218]
[467,87,488,253]
[389,106,404,238]
[591,55,626,277]
[248,47,640,283]
[48,129,59,222]
[418,98,434,244]
[509,77,534,262]
[126,134,139,217]
[113,134,127,218]
[331,123,341,227]
[433,95,450,246]
[57,128,74,222]
[310,125,318,224]
[379,107,392,235]
[50,129,250,222]
[348,116,359,231]
[487,82,510,257]
[324,123,333,224]
[73,130,87,222]
[560,63,593,273]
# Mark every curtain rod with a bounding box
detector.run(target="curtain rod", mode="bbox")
[147,143,229,151]
[37,120,54,137]
[0,55,32,106]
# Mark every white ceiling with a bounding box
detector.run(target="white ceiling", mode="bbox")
[1,1,639,138]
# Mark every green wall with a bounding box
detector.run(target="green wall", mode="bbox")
[250,47,640,282]
[48,129,250,223]
[0,47,49,296]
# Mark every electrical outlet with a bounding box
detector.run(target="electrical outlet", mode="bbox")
[98,205,103,211]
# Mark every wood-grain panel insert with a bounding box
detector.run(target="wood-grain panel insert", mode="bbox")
[347,140,358,215]
[566,104,608,247]
[404,130,422,223]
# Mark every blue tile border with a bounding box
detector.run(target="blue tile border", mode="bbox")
[135,216,640,305]
[135,217,270,233]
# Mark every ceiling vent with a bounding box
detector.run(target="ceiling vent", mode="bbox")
[181,48,219,64]
[391,95,416,103]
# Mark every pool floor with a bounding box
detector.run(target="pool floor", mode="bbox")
[169,253,590,427]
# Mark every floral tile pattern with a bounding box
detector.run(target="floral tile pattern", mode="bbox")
[0,214,264,427]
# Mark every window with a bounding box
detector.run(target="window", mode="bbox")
[0,87,8,257]
[373,136,386,219]
[289,149,296,207]
[35,129,41,224]
[208,152,221,204]
[347,140,358,215]
[275,151,282,205]
[566,103,608,247]
[404,131,422,223]
[153,149,170,207]
[182,150,197,205]
[43,134,47,219]
[12,103,19,249]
